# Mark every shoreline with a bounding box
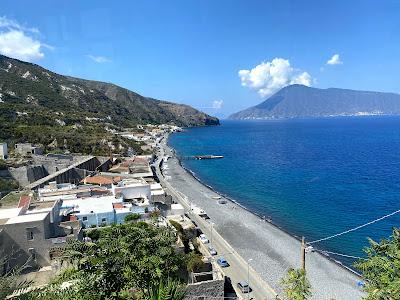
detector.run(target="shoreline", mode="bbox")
[164,132,364,299]
[168,137,362,277]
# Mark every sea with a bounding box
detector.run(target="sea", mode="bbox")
[168,117,400,267]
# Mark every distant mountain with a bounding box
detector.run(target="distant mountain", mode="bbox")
[229,85,400,120]
[0,55,219,127]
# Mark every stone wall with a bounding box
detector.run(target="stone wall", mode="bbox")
[8,165,49,187]
[184,279,225,300]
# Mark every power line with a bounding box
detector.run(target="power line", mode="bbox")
[308,208,400,245]
[318,250,365,260]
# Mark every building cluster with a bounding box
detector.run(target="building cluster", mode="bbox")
[0,155,184,272]
[117,124,182,153]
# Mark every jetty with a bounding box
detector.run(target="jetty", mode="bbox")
[180,155,224,160]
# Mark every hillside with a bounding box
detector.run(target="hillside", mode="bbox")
[229,84,400,120]
[0,55,219,155]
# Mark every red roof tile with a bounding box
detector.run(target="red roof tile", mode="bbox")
[113,203,124,209]
[18,195,31,208]
[82,176,113,185]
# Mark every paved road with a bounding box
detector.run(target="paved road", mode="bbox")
[155,140,278,300]
[156,135,365,300]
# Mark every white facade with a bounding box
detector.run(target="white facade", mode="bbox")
[0,143,7,160]
[61,196,121,228]
[60,195,153,228]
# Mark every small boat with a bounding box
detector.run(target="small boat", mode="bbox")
[211,196,221,199]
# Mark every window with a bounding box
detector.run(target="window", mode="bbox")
[101,218,107,223]
[26,229,34,240]
[82,216,88,221]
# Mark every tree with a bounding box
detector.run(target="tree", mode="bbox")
[280,268,312,300]
[354,228,400,299]
[148,280,186,300]
[60,222,184,297]
[3,222,186,299]
[185,252,204,273]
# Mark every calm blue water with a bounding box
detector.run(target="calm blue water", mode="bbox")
[169,117,400,266]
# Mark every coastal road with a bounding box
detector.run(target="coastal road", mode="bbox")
[157,135,365,300]
[155,139,278,300]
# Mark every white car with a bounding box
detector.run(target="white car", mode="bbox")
[199,234,209,244]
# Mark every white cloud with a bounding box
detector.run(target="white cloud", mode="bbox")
[238,58,312,98]
[0,16,39,34]
[0,16,48,62]
[0,30,44,61]
[86,55,111,63]
[326,54,342,65]
[212,100,223,109]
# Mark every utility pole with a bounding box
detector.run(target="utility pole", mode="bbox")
[301,236,306,271]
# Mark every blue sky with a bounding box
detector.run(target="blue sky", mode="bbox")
[1,1,399,117]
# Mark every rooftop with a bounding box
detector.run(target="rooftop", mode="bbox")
[82,175,122,185]
[0,207,23,221]
[18,195,31,208]
[6,212,48,224]
[62,195,122,214]
[26,200,56,214]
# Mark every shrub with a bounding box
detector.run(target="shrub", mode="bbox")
[124,213,140,222]
[185,252,204,272]
[86,229,100,241]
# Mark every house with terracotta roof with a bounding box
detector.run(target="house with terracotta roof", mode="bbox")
[81,175,122,188]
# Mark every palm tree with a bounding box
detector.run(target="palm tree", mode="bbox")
[148,280,186,300]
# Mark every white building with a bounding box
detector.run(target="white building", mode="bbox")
[112,178,151,200]
[61,195,121,228]
[0,143,7,160]
[60,194,154,228]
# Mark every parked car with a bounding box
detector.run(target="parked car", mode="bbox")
[208,245,217,255]
[237,281,251,293]
[217,257,230,267]
[199,234,209,244]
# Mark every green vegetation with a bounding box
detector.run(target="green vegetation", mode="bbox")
[280,268,312,300]
[184,252,204,273]
[354,228,400,299]
[0,191,27,208]
[0,54,218,156]
[85,228,101,241]
[169,220,183,234]
[0,253,31,300]
[148,280,186,300]
[13,222,187,299]
[124,213,141,223]
[0,179,19,197]
[0,115,146,156]
[169,220,190,253]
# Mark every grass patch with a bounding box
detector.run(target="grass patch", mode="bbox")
[0,191,28,208]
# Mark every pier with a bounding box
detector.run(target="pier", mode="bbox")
[180,155,224,160]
